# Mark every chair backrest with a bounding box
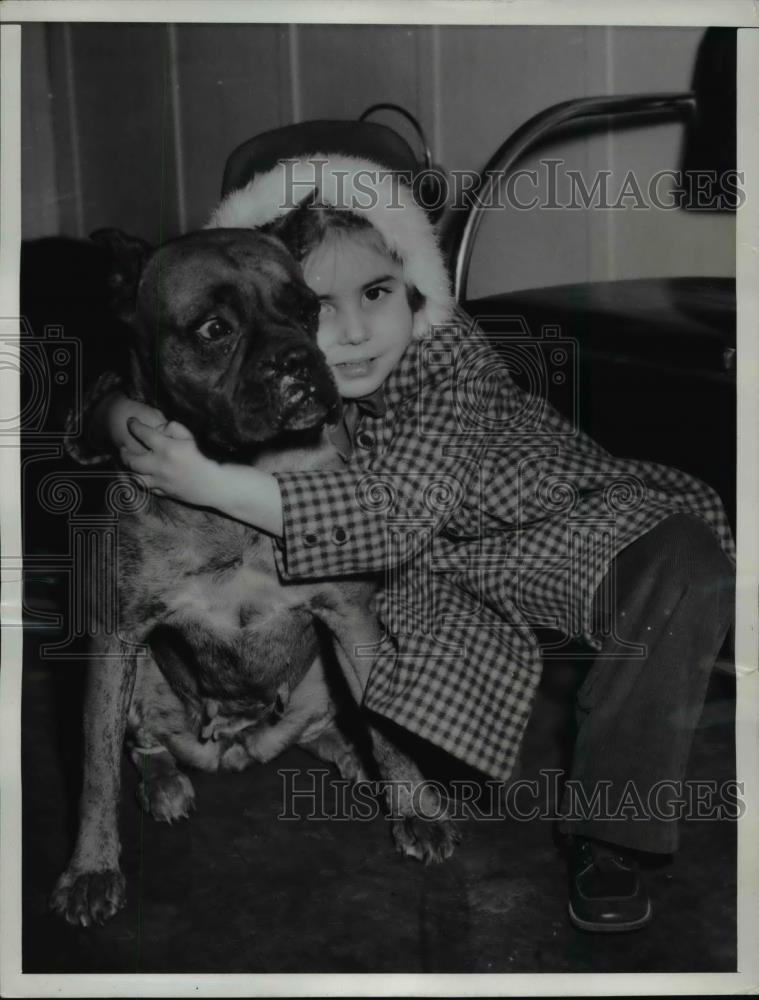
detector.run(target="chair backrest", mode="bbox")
[221,120,422,197]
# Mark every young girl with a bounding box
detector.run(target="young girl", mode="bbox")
[80,151,735,934]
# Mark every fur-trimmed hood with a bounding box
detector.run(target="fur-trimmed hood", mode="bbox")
[205,154,454,339]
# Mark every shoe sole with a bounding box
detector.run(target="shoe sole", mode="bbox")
[568,898,653,933]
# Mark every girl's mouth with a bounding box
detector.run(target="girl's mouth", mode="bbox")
[334,358,377,379]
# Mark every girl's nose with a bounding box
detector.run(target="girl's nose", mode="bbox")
[336,307,370,345]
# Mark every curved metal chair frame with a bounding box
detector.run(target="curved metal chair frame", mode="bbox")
[449,92,697,303]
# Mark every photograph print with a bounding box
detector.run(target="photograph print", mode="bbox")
[7,11,749,984]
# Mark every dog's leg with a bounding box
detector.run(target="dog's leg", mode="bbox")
[309,596,461,864]
[367,722,461,864]
[50,635,140,926]
[130,745,196,823]
[127,652,198,821]
[228,655,350,768]
[307,588,378,702]
[298,724,370,784]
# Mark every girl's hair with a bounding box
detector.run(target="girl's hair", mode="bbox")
[269,202,425,315]
[208,155,454,338]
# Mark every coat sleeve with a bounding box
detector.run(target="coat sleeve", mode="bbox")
[269,333,529,580]
[271,395,488,579]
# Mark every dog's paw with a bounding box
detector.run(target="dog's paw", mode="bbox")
[137,770,195,823]
[219,740,254,771]
[334,752,371,784]
[222,722,288,768]
[50,868,126,927]
[391,816,461,864]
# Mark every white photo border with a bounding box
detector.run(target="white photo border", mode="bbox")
[1,2,757,996]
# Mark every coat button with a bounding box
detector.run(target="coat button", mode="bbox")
[304,532,318,547]
[332,527,348,544]
[357,431,374,449]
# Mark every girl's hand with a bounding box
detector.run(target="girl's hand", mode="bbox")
[94,392,168,456]
[121,418,218,507]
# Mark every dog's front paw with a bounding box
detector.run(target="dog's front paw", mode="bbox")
[137,769,195,823]
[50,868,126,927]
[221,720,290,768]
[383,776,461,863]
[391,815,461,864]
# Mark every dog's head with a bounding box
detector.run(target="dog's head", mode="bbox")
[92,227,341,456]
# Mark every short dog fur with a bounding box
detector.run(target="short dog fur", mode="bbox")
[51,227,458,927]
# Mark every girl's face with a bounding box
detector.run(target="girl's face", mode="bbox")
[303,235,414,399]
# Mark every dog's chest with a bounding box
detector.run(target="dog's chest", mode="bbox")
[126,508,306,634]
[125,509,321,699]
[123,440,342,637]
[170,555,300,635]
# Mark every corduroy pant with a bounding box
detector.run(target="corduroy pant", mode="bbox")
[557,513,735,853]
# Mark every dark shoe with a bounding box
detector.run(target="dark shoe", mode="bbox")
[567,835,653,933]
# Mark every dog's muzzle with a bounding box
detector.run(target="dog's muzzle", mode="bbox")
[267,343,341,430]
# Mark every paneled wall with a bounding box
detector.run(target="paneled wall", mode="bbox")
[21,22,734,296]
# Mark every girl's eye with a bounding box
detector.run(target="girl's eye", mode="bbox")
[196,318,232,342]
[364,285,391,304]
[318,301,335,317]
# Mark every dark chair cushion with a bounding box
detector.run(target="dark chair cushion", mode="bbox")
[465,276,735,525]
[221,120,421,197]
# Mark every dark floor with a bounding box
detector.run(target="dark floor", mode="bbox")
[21,618,737,976]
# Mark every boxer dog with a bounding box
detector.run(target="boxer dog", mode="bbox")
[50,227,458,927]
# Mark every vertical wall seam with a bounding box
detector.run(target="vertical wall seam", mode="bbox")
[61,23,84,238]
[276,27,285,125]
[167,24,187,233]
[288,23,302,124]
[415,29,424,127]
[430,25,443,164]
[416,25,443,160]
[582,25,591,285]
[35,25,61,237]
[604,25,616,282]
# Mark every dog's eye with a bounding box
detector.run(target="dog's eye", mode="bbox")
[196,318,232,342]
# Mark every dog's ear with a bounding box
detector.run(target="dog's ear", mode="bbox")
[262,189,320,262]
[89,228,153,321]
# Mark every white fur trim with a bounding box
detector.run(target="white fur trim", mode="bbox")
[206,154,454,339]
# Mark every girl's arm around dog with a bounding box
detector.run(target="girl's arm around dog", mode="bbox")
[124,347,490,581]
[123,413,477,574]
[122,418,284,536]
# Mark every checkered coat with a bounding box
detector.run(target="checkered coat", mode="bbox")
[271,320,735,780]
